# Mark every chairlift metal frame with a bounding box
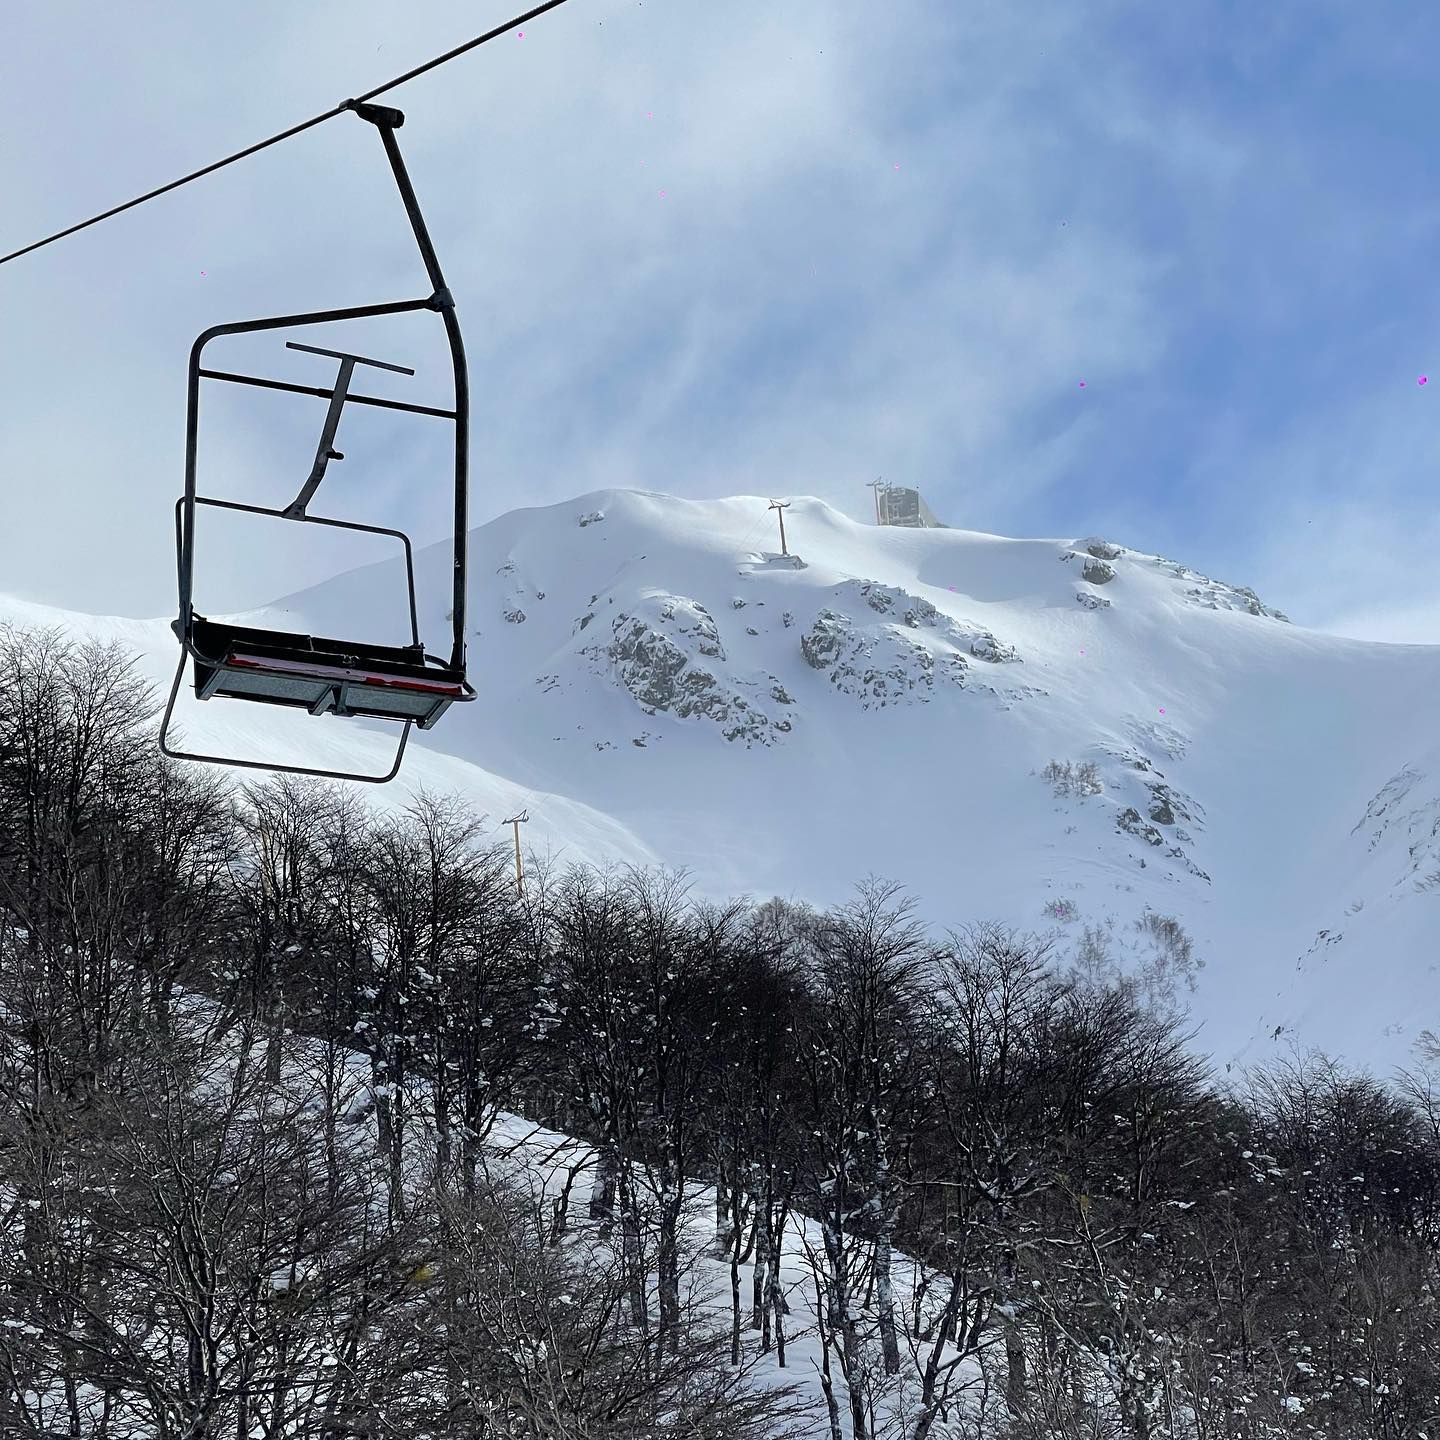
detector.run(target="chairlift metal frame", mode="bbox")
[160,101,475,784]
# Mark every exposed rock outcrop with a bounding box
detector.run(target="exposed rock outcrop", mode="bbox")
[582,593,792,746]
[1147,556,1290,621]
[797,579,1021,712]
[1117,806,1165,847]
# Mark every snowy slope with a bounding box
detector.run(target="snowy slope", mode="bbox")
[6,489,1438,1074]
[0,594,660,877]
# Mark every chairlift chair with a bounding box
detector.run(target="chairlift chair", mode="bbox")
[160,102,476,784]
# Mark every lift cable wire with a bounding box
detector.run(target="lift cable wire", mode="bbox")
[0,0,574,268]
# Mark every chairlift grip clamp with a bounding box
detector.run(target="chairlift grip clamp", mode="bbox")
[345,100,406,129]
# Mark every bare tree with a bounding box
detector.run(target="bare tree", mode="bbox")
[793,878,931,1437]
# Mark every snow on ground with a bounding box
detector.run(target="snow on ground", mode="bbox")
[479,1109,990,1434]
[203,996,989,1438]
[0,591,660,875]
[6,487,1438,1075]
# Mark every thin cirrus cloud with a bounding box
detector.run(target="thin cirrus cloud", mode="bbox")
[0,0,1435,649]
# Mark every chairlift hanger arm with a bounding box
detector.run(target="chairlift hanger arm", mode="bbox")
[347,103,452,302]
[348,103,470,672]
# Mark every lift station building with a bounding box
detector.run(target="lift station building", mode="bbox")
[871,482,946,529]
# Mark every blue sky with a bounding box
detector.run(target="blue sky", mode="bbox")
[1,0,1437,642]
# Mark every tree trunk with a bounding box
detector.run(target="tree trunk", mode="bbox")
[768,1200,789,1367]
[657,1172,681,1340]
[589,1138,618,1232]
[875,1228,900,1376]
[618,1169,647,1329]
[729,1200,744,1366]
[1005,1323,1027,1419]
[756,1199,772,1346]
[822,1218,868,1440]
[715,1165,731,1257]
[750,1208,767,1331]
[913,1278,965,1440]
[812,1269,846,1440]
[549,1158,585,1245]
[433,1062,453,1179]
[999,1240,1027,1419]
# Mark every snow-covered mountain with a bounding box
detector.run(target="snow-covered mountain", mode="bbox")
[7,488,1438,1075]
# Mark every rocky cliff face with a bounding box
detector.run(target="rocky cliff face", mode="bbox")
[1352,764,1440,893]
[1062,537,1291,621]
[580,592,794,746]
[799,579,1020,711]
[573,571,1030,741]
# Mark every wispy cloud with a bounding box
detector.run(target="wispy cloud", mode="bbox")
[0,0,1436,647]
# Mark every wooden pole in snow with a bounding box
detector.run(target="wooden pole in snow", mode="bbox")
[503,811,529,895]
[768,499,791,556]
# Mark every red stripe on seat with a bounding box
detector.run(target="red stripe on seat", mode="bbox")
[359,673,464,695]
[228,652,464,696]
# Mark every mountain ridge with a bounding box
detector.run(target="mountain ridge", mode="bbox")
[5,487,1437,1075]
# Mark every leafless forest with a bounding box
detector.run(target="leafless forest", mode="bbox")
[2,625,1438,1439]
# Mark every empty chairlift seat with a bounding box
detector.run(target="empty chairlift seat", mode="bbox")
[160,102,477,782]
[188,617,469,730]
